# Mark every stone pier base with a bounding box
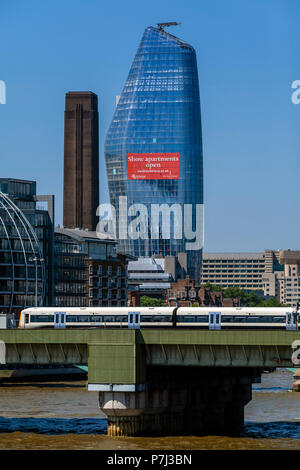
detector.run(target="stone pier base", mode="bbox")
[292,368,300,392]
[98,367,260,436]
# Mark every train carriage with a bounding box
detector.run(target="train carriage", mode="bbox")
[176,307,298,330]
[18,307,175,329]
[18,306,299,330]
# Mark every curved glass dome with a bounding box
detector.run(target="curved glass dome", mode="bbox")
[0,192,45,315]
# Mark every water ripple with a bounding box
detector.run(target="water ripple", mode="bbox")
[243,421,300,439]
[0,417,107,435]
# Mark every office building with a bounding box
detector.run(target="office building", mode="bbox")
[262,250,300,307]
[0,179,54,316]
[105,24,203,281]
[54,227,128,307]
[127,253,189,297]
[201,250,284,291]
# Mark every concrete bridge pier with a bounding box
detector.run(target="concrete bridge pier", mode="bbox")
[292,368,300,392]
[97,367,260,437]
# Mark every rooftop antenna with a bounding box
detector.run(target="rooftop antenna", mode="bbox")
[157,22,181,31]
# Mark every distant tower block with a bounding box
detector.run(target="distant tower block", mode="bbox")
[63,91,99,231]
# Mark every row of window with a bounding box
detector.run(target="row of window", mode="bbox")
[28,314,288,324]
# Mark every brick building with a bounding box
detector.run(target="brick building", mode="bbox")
[54,227,128,307]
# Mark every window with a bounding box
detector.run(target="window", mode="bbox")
[103,316,115,322]
[183,316,195,322]
[66,315,78,322]
[78,315,90,322]
[31,315,54,323]
[92,315,102,322]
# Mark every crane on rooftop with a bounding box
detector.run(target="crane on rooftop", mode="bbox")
[157,22,181,31]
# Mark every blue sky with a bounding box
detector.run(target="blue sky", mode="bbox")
[0,0,299,252]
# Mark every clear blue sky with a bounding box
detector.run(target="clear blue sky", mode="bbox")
[0,0,299,252]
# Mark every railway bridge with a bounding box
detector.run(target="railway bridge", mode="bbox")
[0,328,299,436]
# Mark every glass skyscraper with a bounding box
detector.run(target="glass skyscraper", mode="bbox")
[105,25,203,281]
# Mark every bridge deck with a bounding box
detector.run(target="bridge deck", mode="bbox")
[0,329,299,385]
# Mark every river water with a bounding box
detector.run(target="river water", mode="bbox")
[0,369,300,450]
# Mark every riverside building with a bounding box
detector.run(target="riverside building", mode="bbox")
[0,178,54,316]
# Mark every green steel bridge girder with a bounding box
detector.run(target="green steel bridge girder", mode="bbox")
[0,329,299,385]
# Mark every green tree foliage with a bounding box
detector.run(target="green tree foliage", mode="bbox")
[202,283,284,307]
[222,287,283,307]
[140,296,166,307]
[202,282,224,292]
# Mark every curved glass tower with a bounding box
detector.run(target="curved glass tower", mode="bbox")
[105,25,203,281]
[0,192,45,315]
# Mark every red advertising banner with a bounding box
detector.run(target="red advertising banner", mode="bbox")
[127,153,180,180]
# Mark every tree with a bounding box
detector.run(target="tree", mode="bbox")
[223,287,245,299]
[202,282,224,292]
[208,284,285,307]
[140,296,165,307]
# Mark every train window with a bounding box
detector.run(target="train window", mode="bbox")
[183,316,195,322]
[30,315,54,323]
[222,316,233,322]
[66,315,78,322]
[196,316,208,322]
[92,316,103,322]
[115,316,127,322]
[25,314,29,324]
[78,316,90,322]
[129,314,133,324]
[141,315,153,322]
[262,316,272,322]
[155,316,171,322]
[103,316,115,322]
[246,316,260,323]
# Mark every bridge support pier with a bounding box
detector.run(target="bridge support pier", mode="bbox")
[292,368,300,392]
[96,367,259,437]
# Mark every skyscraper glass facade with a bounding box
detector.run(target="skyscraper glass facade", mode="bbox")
[0,179,54,316]
[105,26,203,280]
[0,190,45,316]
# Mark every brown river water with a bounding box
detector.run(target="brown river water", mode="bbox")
[0,369,300,450]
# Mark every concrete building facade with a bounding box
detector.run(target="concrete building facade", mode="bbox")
[201,249,300,307]
[262,250,300,307]
[201,250,283,291]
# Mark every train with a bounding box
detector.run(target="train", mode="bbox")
[18,306,299,330]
